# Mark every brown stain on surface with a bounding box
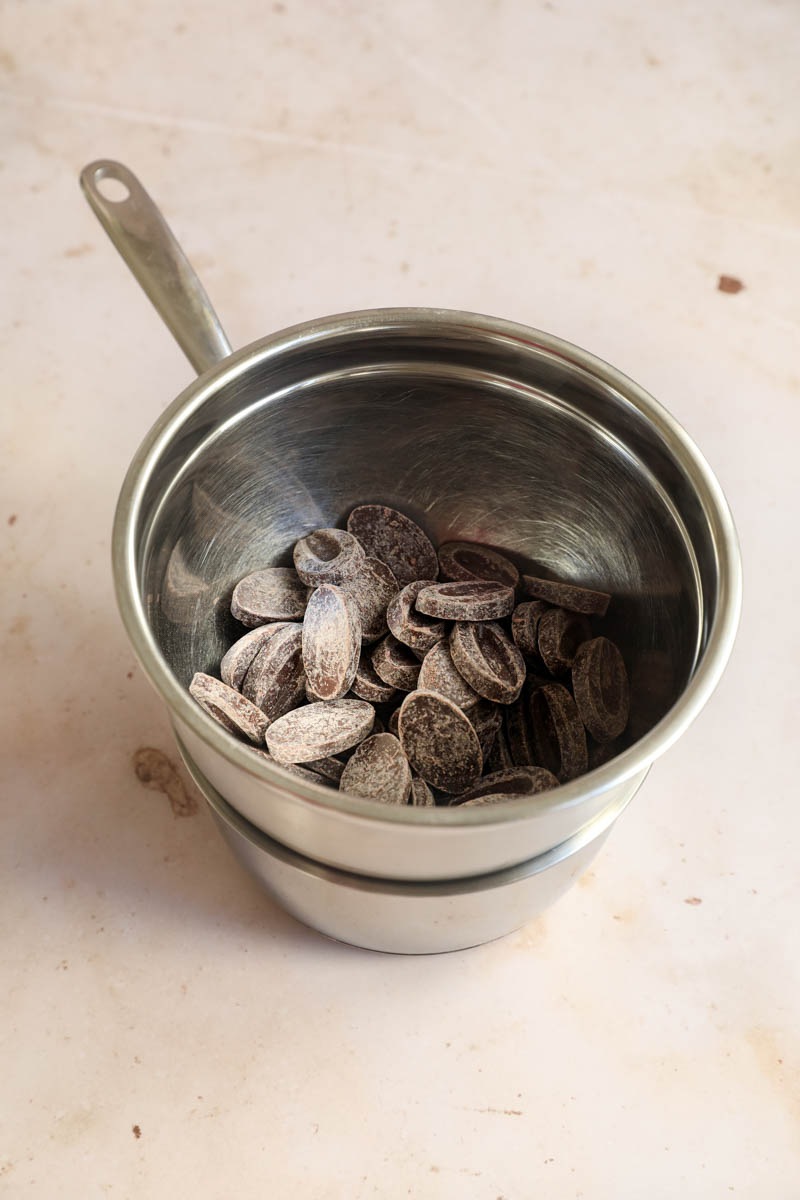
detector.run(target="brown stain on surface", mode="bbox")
[132,1124,141,1139]
[718,275,744,294]
[9,614,30,636]
[7,514,17,526]
[133,748,197,817]
[684,897,703,906]
[63,243,94,258]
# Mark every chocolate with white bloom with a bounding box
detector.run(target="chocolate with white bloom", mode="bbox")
[398,690,482,794]
[293,528,365,587]
[511,601,549,659]
[505,695,537,768]
[350,652,397,704]
[194,502,627,795]
[415,580,515,622]
[241,623,305,723]
[266,699,375,763]
[347,504,438,586]
[537,607,591,676]
[470,700,503,758]
[461,785,557,808]
[231,567,310,627]
[302,584,361,700]
[343,557,397,643]
[249,748,330,785]
[449,766,559,805]
[386,579,448,654]
[438,542,519,589]
[339,733,412,804]
[371,633,421,691]
[410,777,435,807]
[417,639,479,712]
[189,672,269,744]
[220,622,291,690]
[529,682,588,782]
[571,636,630,743]
[487,723,514,772]
[449,621,526,704]
[522,573,611,617]
[304,755,346,784]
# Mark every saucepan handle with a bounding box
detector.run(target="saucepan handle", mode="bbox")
[80,159,232,375]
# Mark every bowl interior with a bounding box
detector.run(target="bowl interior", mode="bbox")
[135,315,708,751]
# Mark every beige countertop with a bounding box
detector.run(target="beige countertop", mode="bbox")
[1,1,798,1195]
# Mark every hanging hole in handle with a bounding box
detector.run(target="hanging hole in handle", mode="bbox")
[95,172,131,203]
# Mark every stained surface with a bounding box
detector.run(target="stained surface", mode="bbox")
[1,1,798,1196]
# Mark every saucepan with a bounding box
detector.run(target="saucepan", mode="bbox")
[83,160,741,891]
[177,733,636,954]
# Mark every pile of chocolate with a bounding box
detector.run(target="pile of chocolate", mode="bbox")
[189,505,629,807]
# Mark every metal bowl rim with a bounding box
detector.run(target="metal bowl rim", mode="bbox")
[113,306,742,828]
[178,732,638,895]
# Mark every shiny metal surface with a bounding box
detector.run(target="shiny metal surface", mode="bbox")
[80,160,232,373]
[177,735,637,954]
[93,164,742,881]
[175,713,648,877]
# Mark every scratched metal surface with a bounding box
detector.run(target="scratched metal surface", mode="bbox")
[146,353,698,702]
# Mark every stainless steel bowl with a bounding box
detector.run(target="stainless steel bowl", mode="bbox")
[84,161,742,882]
[177,734,639,954]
